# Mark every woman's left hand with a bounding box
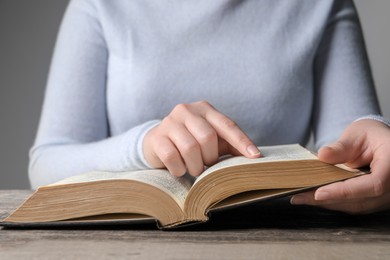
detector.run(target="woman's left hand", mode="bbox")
[291,119,390,214]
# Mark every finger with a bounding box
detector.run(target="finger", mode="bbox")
[168,122,204,176]
[199,104,260,158]
[318,200,390,215]
[290,190,316,205]
[318,141,368,169]
[318,142,351,164]
[292,155,390,203]
[370,145,390,189]
[218,138,242,157]
[153,136,187,177]
[313,174,385,201]
[318,126,369,168]
[292,190,390,214]
[184,115,219,167]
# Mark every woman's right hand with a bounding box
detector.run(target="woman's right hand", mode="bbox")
[143,101,261,177]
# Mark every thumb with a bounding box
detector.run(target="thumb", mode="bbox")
[318,138,368,169]
[318,141,350,164]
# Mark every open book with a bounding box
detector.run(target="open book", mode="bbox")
[2,144,364,229]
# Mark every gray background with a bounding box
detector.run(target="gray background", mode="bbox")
[0,0,389,189]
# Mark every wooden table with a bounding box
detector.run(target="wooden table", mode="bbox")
[1,190,390,259]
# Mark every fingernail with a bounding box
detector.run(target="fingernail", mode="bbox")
[315,190,331,200]
[290,195,307,205]
[247,145,260,156]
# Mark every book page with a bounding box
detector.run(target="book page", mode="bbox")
[51,170,194,208]
[194,144,317,185]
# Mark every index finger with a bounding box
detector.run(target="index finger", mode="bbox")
[201,105,261,158]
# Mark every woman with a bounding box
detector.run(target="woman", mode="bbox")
[30,0,390,213]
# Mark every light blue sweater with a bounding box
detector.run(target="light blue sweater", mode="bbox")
[29,0,380,188]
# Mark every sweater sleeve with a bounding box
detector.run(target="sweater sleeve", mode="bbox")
[312,0,381,150]
[29,0,159,189]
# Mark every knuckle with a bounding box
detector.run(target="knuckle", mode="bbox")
[172,103,190,115]
[158,148,178,165]
[197,130,217,145]
[194,100,211,108]
[220,117,238,129]
[372,177,385,197]
[161,116,173,126]
[181,141,200,156]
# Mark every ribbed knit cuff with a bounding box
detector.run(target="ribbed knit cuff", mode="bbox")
[123,119,161,170]
[135,120,161,168]
[354,114,390,127]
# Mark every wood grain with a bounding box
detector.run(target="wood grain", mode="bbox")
[1,190,390,259]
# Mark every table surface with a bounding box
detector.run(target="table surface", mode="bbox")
[1,190,390,259]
